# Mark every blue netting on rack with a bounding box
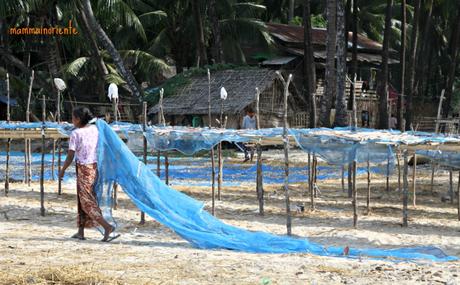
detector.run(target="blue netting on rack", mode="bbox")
[93,120,457,261]
[416,149,460,169]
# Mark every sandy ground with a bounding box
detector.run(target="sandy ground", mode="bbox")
[1,155,460,284]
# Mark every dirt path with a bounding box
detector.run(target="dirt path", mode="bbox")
[1,169,460,284]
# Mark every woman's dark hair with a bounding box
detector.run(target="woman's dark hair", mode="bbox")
[72,106,93,126]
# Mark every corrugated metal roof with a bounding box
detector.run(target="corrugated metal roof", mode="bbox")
[267,22,383,51]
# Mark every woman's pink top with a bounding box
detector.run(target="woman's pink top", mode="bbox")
[69,124,99,165]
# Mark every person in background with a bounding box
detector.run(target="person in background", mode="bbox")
[59,107,119,242]
[361,110,370,127]
[389,113,397,129]
[240,107,256,162]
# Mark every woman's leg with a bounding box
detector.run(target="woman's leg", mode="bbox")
[77,164,115,240]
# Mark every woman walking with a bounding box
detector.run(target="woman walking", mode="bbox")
[59,107,119,242]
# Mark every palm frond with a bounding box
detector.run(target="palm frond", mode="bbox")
[120,50,171,75]
[96,0,147,41]
[63,57,90,76]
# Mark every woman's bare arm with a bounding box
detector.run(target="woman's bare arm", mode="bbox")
[59,150,75,178]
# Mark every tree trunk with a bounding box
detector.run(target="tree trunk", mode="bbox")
[192,0,207,67]
[321,0,337,128]
[77,9,109,102]
[377,0,393,129]
[81,0,142,99]
[404,0,421,129]
[303,0,317,128]
[288,0,295,22]
[334,0,347,127]
[442,5,460,117]
[209,0,223,64]
[348,0,358,112]
[398,0,406,131]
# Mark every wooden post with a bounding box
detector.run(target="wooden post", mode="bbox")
[457,171,460,221]
[159,89,169,186]
[397,150,401,191]
[310,154,315,211]
[4,73,10,196]
[434,89,445,134]
[217,89,225,201]
[313,156,318,198]
[366,156,371,214]
[51,140,56,181]
[449,169,454,204]
[140,101,148,224]
[57,139,62,195]
[276,71,293,235]
[351,74,357,130]
[412,153,417,207]
[40,95,46,216]
[26,70,34,186]
[386,153,390,192]
[208,69,216,215]
[255,87,264,214]
[430,161,436,194]
[402,150,409,227]
[347,163,353,198]
[165,155,169,185]
[352,159,358,228]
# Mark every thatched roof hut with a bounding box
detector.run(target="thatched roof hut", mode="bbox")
[149,68,308,128]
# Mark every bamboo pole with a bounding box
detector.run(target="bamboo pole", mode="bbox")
[57,139,62,195]
[165,155,169,185]
[412,153,417,207]
[457,171,460,221]
[430,161,436,194]
[310,153,315,211]
[386,153,390,192]
[4,73,10,196]
[208,69,216,216]
[276,71,293,235]
[341,165,345,192]
[140,101,148,224]
[26,70,34,187]
[159,89,169,186]
[313,156,318,198]
[366,156,371,214]
[255,87,264,214]
[402,150,409,227]
[40,95,46,216]
[51,140,56,181]
[217,89,225,201]
[397,149,401,191]
[449,169,454,204]
[352,159,358,228]
[347,163,352,198]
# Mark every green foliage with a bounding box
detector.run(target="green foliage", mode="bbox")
[311,14,327,28]
[288,14,327,28]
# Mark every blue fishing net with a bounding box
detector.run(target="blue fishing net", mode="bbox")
[92,120,457,261]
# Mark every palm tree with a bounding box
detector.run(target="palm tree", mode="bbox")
[209,0,224,63]
[320,0,337,128]
[191,0,207,67]
[81,0,142,99]
[303,0,317,128]
[334,0,347,127]
[398,0,406,131]
[405,0,420,130]
[377,0,393,129]
[442,3,460,117]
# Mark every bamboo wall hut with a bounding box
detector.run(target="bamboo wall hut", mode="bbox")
[148,69,308,129]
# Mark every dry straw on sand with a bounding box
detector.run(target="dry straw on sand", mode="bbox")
[0,265,123,285]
